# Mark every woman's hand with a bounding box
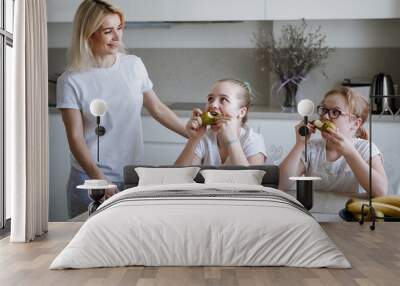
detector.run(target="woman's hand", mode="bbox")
[295,121,315,146]
[323,128,356,157]
[104,187,118,200]
[99,186,118,203]
[186,108,206,140]
[215,114,240,146]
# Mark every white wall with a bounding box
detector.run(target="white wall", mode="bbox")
[47,0,266,22]
[273,19,400,48]
[266,0,400,20]
[48,19,400,106]
[48,19,400,49]
[47,21,271,48]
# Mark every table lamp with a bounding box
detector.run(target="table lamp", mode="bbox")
[77,180,116,215]
[290,99,321,210]
[89,99,107,162]
[297,99,314,166]
[78,99,109,215]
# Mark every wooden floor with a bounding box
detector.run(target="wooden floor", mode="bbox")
[1,222,399,286]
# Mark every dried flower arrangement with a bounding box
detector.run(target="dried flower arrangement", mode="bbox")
[254,20,335,110]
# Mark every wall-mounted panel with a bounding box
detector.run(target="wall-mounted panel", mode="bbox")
[266,0,400,20]
[47,0,265,22]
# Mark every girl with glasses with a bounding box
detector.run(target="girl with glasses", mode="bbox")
[279,86,388,197]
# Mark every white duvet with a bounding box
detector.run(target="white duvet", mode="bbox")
[50,183,351,269]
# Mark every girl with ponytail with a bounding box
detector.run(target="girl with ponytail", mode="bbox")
[279,86,388,197]
[175,79,267,166]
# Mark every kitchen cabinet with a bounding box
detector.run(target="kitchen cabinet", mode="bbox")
[48,112,400,222]
[141,116,296,166]
[47,113,188,221]
[141,115,298,166]
[118,0,265,22]
[49,110,70,221]
[47,0,400,22]
[47,0,265,22]
[46,0,81,22]
[142,116,188,165]
[251,118,297,165]
[265,0,400,20]
[363,120,400,196]
[142,114,400,195]
[257,118,400,195]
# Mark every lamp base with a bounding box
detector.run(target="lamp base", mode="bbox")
[87,188,105,215]
[359,203,376,231]
[296,180,313,210]
[289,176,321,211]
[95,126,106,136]
[298,126,310,137]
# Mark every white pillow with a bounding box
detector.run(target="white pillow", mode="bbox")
[200,169,266,185]
[135,167,200,186]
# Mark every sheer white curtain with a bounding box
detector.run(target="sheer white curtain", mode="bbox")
[7,0,49,242]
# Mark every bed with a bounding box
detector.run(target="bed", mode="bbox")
[50,165,350,269]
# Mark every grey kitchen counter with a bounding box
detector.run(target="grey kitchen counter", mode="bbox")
[50,103,301,119]
[162,102,303,120]
[49,104,400,122]
[49,106,59,114]
[150,102,400,122]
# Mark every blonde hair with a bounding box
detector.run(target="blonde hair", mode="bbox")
[322,86,369,140]
[68,0,125,71]
[216,79,252,124]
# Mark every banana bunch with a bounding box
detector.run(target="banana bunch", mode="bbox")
[345,196,400,221]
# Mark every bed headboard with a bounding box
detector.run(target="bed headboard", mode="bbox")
[123,165,279,189]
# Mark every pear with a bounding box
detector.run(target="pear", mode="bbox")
[313,119,324,130]
[313,119,336,132]
[322,120,336,132]
[201,111,220,125]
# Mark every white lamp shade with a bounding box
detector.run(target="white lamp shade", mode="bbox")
[297,99,314,117]
[90,99,107,116]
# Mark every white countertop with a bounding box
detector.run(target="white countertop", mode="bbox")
[49,104,400,122]
[146,102,400,122]
[162,103,303,120]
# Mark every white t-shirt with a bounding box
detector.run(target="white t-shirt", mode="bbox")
[301,138,382,194]
[57,53,153,182]
[194,125,267,165]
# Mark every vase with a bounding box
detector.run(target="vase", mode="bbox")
[281,82,298,112]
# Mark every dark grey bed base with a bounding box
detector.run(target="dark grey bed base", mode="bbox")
[123,165,279,190]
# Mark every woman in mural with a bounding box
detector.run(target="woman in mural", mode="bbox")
[57,0,187,218]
